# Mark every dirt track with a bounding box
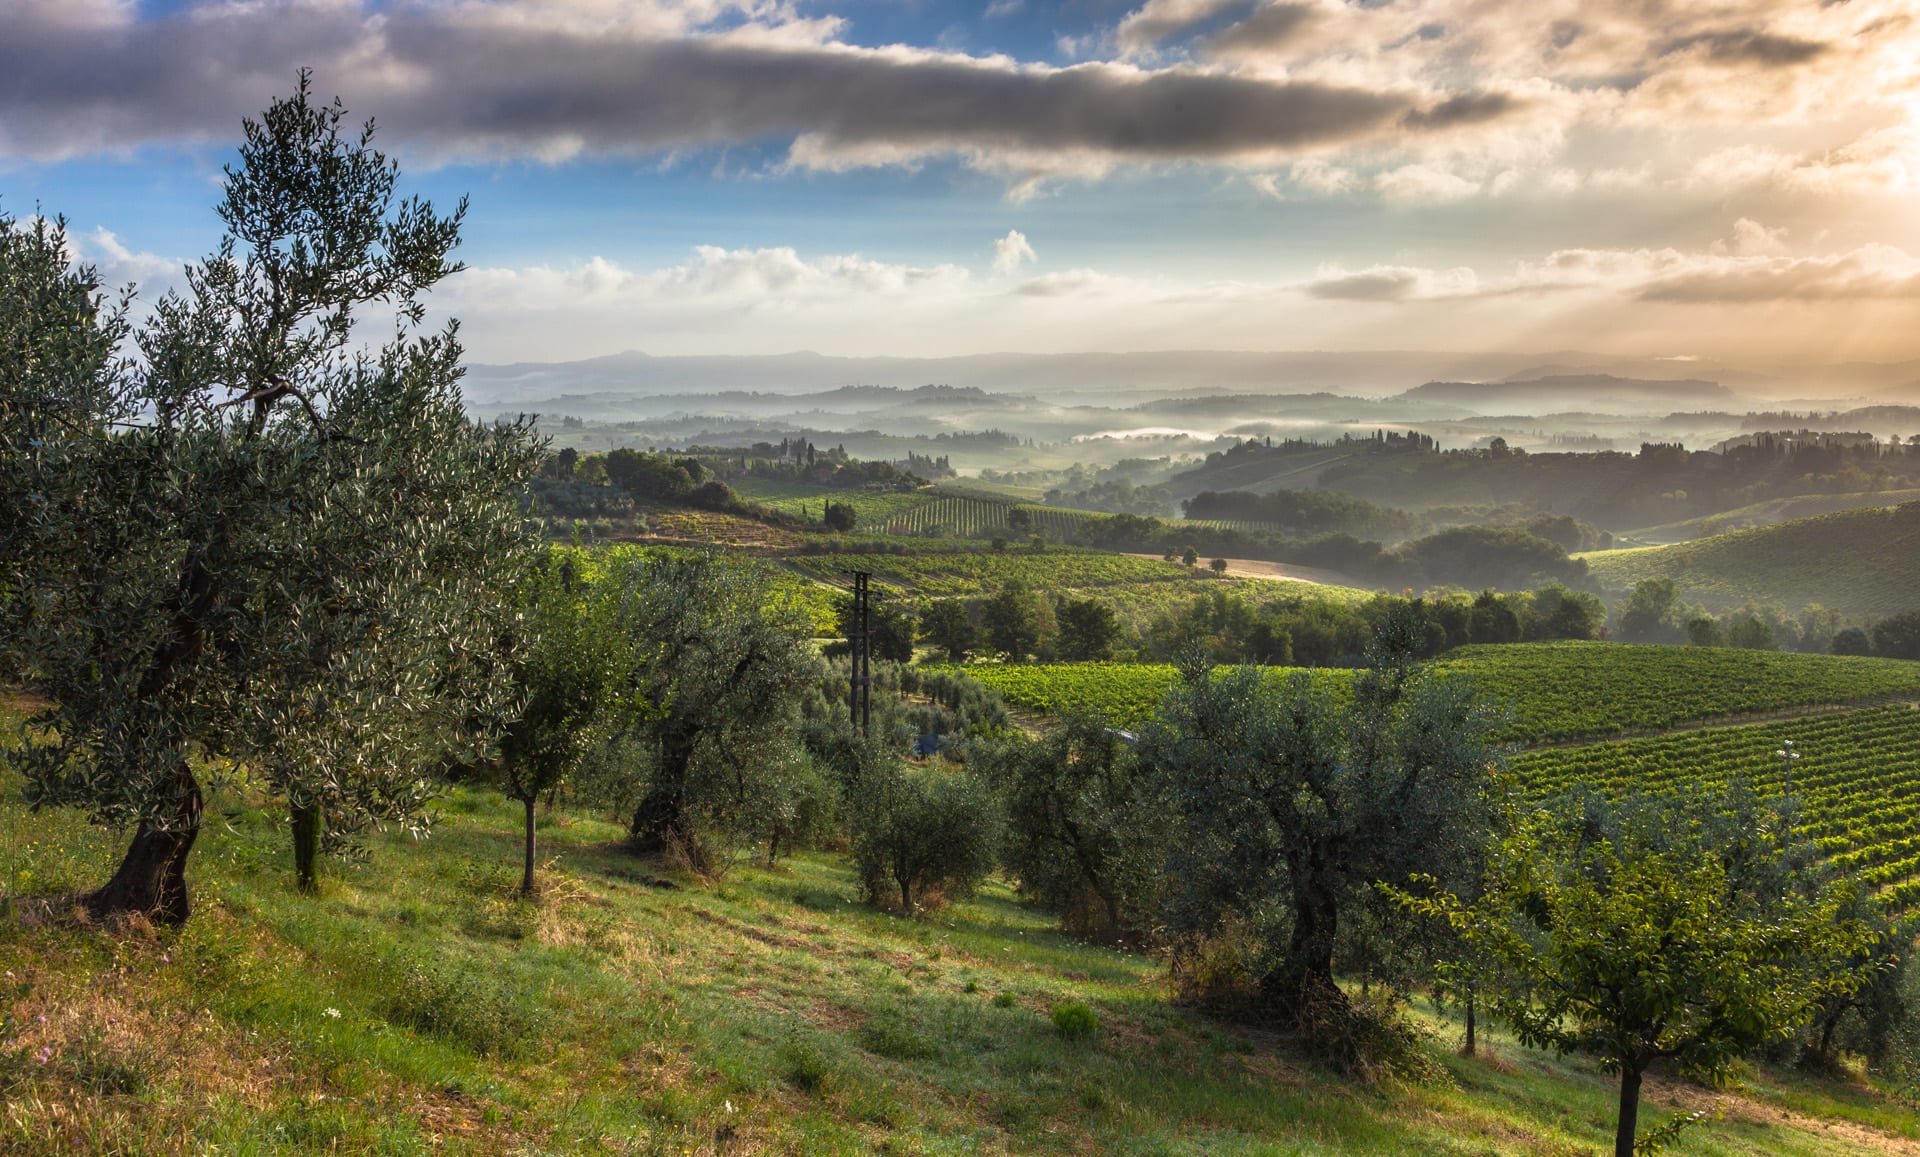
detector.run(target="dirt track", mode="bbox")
[1125,554,1362,589]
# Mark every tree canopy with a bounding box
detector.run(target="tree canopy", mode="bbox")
[0,75,540,923]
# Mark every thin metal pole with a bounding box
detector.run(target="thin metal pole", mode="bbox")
[851,570,872,735]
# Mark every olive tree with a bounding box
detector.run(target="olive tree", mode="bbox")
[497,550,628,897]
[983,714,1162,944]
[605,551,820,872]
[1,76,539,923]
[1141,610,1500,1024]
[1396,785,1880,1157]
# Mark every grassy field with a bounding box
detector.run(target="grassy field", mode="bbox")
[4,731,1917,1154]
[1580,502,1920,618]
[953,644,1920,743]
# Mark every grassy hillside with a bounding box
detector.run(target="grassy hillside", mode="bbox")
[5,745,1917,1155]
[1623,489,1920,546]
[1581,503,1920,619]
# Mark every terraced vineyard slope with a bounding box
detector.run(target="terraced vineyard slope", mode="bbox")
[1580,502,1920,618]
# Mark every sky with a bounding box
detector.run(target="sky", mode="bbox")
[4,0,1920,367]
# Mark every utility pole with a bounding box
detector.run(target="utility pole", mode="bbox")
[850,570,872,734]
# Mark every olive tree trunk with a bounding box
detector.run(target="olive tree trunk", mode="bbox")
[87,762,202,927]
[630,732,704,870]
[291,801,321,894]
[521,796,538,898]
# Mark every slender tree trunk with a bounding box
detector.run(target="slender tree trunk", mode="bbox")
[1615,1062,1643,1157]
[291,801,321,894]
[521,796,538,898]
[87,761,202,927]
[1463,993,1476,1057]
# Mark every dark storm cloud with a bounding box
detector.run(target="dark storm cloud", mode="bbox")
[0,2,1518,167]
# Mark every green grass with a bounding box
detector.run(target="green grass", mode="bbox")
[951,644,1920,743]
[3,724,1915,1155]
[1581,502,1920,618]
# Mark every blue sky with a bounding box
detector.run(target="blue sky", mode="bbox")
[4,1,1920,365]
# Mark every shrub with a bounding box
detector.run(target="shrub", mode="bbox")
[781,1034,836,1093]
[375,949,543,1057]
[1052,1002,1099,1040]
[849,760,1002,914]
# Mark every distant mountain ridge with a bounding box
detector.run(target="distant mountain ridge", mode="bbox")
[1401,375,1734,411]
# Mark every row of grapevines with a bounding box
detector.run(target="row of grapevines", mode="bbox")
[782,548,1227,596]
[1435,643,1920,743]
[1512,705,1920,911]
[954,644,1920,744]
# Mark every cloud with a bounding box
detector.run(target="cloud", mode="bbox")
[1204,3,1323,57]
[0,0,1515,185]
[1637,249,1920,303]
[1659,29,1828,68]
[1373,163,1480,201]
[1305,264,1478,302]
[1717,218,1788,257]
[1296,221,1920,308]
[984,0,1024,18]
[405,222,1920,361]
[1115,0,1244,54]
[993,229,1037,274]
[68,227,180,291]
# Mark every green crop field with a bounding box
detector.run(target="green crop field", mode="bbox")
[1580,502,1920,618]
[727,480,939,529]
[957,644,1920,743]
[1512,705,1920,912]
[786,548,1228,596]
[782,547,1370,633]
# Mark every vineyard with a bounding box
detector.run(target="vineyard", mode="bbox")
[784,548,1233,597]
[880,496,1105,538]
[1511,705,1920,911]
[725,480,935,528]
[1432,643,1920,744]
[956,644,1920,742]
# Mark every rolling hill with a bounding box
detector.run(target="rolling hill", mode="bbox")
[1581,502,1920,618]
